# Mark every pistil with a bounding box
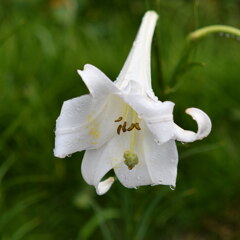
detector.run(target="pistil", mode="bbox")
[114,106,141,170]
[130,111,137,152]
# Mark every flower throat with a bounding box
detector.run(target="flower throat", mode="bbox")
[114,105,141,170]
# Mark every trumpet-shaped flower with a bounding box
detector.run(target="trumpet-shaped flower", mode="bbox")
[54,11,211,195]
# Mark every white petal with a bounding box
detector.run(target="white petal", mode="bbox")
[113,124,178,188]
[116,11,158,99]
[112,130,152,187]
[96,177,115,195]
[81,136,123,195]
[174,107,212,143]
[77,64,119,99]
[54,95,125,158]
[123,94,175,143]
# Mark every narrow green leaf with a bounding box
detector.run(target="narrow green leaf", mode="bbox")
[78,208,119,240]
[11,218,41,240]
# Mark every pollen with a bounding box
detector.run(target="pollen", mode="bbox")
[117,125,122,135]
[127,123,134,131]
[114,109,141,135]
[122,121,127,132]
[135,123,141,130]
[115,116,123,122]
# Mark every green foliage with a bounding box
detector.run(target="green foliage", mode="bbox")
[1,0,240,239]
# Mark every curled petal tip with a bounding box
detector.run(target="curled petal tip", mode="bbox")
[96,177,115,195]
[186,107,212,139]
[175,107,212,143]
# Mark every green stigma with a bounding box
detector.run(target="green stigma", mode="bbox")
[123,150,139,170]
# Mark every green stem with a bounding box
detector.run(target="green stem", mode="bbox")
[168,25,240,91]
[188,25,240,42]
[167,42,195,91]
[145,0,150,10]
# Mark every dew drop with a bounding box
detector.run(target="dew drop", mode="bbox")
[219,32,224,37]
[154,138,161,145]
[170,185,175,190]
[67,154,72,157]
[225,33,230,38]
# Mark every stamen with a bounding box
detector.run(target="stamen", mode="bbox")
[114,105,141,135]
[124,105,130,120]
[114,116,123,122]
[117,125,122,135]
[122,109,141,170]
[130,111,137,152]
[135,122,141,130]
[122,121,127,132]
[127,123,135,131]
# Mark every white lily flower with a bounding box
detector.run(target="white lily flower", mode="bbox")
[54,11,212,195]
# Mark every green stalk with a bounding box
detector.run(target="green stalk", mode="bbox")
[188,25,240,42]
[168,25,240,91]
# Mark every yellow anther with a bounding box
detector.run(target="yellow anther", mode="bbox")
[114,116,123,122]
[117,125,122,135]
[135,122,141,130]
[127,123,135,131]
[122,121,127,132]
[114,106,141,135]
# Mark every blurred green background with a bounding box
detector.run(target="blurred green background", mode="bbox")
[1,0,240,239]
